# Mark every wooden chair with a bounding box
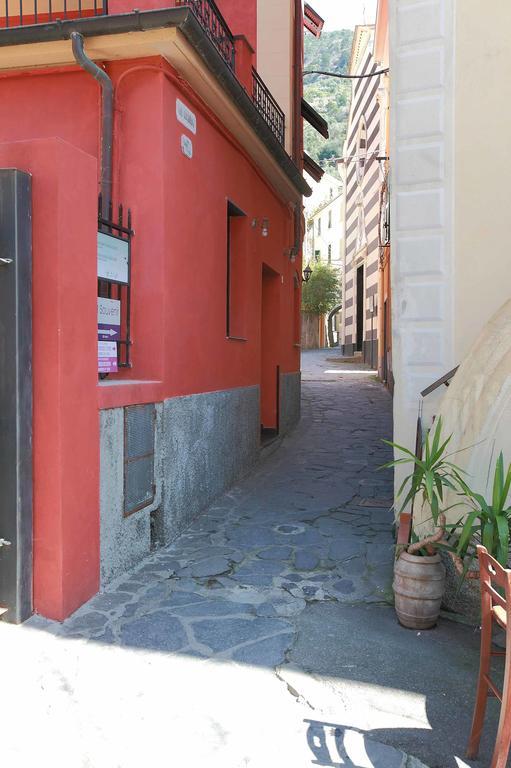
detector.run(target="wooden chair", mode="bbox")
[467,545,511,767]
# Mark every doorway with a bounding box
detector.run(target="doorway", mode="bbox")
[260,264,280,441]
[0,170,33,623]
[356,265,364,353]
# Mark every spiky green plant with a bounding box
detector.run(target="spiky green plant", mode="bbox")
[454,452,511,568]
[380,417,466,526]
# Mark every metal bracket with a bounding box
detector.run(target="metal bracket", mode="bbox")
[0,258,13,265]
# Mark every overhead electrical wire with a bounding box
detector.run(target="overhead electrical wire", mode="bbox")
[316,151,389,167]
[303,68,389,79]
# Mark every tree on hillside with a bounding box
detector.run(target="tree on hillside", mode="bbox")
[303,29,354,178]
[301,263,341,315]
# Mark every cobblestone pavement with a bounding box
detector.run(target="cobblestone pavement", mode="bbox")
[2,351,493,767]
[50,352,395,661]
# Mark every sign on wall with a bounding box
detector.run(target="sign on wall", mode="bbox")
[97,232,129,285]
[98,297,121,341]
[98,341,118,374]
[181,134,193,159]
[176,99,197,134]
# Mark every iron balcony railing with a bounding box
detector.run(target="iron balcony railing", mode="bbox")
[1,0,106,28]
[175,0,235,72]
[252,67,285,146]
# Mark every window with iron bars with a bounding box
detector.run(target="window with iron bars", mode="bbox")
[97,196,133,377]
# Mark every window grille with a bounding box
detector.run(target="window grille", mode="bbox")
[124,404,155,516]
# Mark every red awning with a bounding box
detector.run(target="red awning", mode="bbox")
[304,3,324,38]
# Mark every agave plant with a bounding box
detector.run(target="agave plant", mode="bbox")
[454,452,511,569]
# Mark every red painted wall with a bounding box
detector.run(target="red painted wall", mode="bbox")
[0,53,300,619]
[0,138,99,621]
[219,0,257,56]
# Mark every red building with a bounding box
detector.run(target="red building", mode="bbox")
[0,0,311,621]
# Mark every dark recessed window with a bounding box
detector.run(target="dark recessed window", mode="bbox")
[226,201,247,339]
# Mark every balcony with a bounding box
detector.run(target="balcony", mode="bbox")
[252,67,285,147]
[175,0,234,72]
[0,0,286,147]
[0,0,106,28]
[178,1,286,147]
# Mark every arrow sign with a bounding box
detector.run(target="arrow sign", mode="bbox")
[98,326,120,340]
[98,297,121,342]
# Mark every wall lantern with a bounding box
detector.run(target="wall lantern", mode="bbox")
[252,218,270,237]
[303,264,313,283]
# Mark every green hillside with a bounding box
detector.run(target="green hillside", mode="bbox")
[303,29,354,178]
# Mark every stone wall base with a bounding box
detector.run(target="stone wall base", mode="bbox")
[99,379,301,586]
[280,371,301,434]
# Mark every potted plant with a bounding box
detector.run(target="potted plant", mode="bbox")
[382,418,466,629]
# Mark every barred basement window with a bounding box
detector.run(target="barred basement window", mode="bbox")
[124,404,156,516]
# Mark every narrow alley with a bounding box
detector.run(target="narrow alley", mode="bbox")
[1,351,497,768]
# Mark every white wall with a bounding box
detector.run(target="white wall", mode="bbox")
[390,0,456,473]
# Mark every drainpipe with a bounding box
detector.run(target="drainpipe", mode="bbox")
[71,31,113,218]
[288,202,303,262]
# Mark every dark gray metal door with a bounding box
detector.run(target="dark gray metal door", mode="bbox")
[0,169,32,624]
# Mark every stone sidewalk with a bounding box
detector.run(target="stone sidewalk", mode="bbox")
[1,350,498,767]
[43,351,395,659]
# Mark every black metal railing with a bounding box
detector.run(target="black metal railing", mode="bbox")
[175,0,235,72]
[1,0,106,28]
[98,195,133,373]
[252,67,285,146]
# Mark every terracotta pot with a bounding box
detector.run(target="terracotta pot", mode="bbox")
[393,551,446,629]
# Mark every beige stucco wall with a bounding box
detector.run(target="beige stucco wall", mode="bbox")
[390,0,511,519]
[399,1,511,532]
[453,1,511,362]
[257,0,295,153]
[414,300,511,534]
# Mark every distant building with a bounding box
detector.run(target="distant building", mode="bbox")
[305,172,344,271]
[339,24,385,370]
[374,0,391,389]
[303,172,343,346]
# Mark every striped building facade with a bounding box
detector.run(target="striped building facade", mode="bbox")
[340,26,383,369]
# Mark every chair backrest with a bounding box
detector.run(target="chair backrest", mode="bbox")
[477,544,511,611]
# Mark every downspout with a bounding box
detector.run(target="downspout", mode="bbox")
[71,31,113,217]
[288,201,303,262]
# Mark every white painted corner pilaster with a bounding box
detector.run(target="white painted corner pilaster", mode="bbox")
[390,0,455,454]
